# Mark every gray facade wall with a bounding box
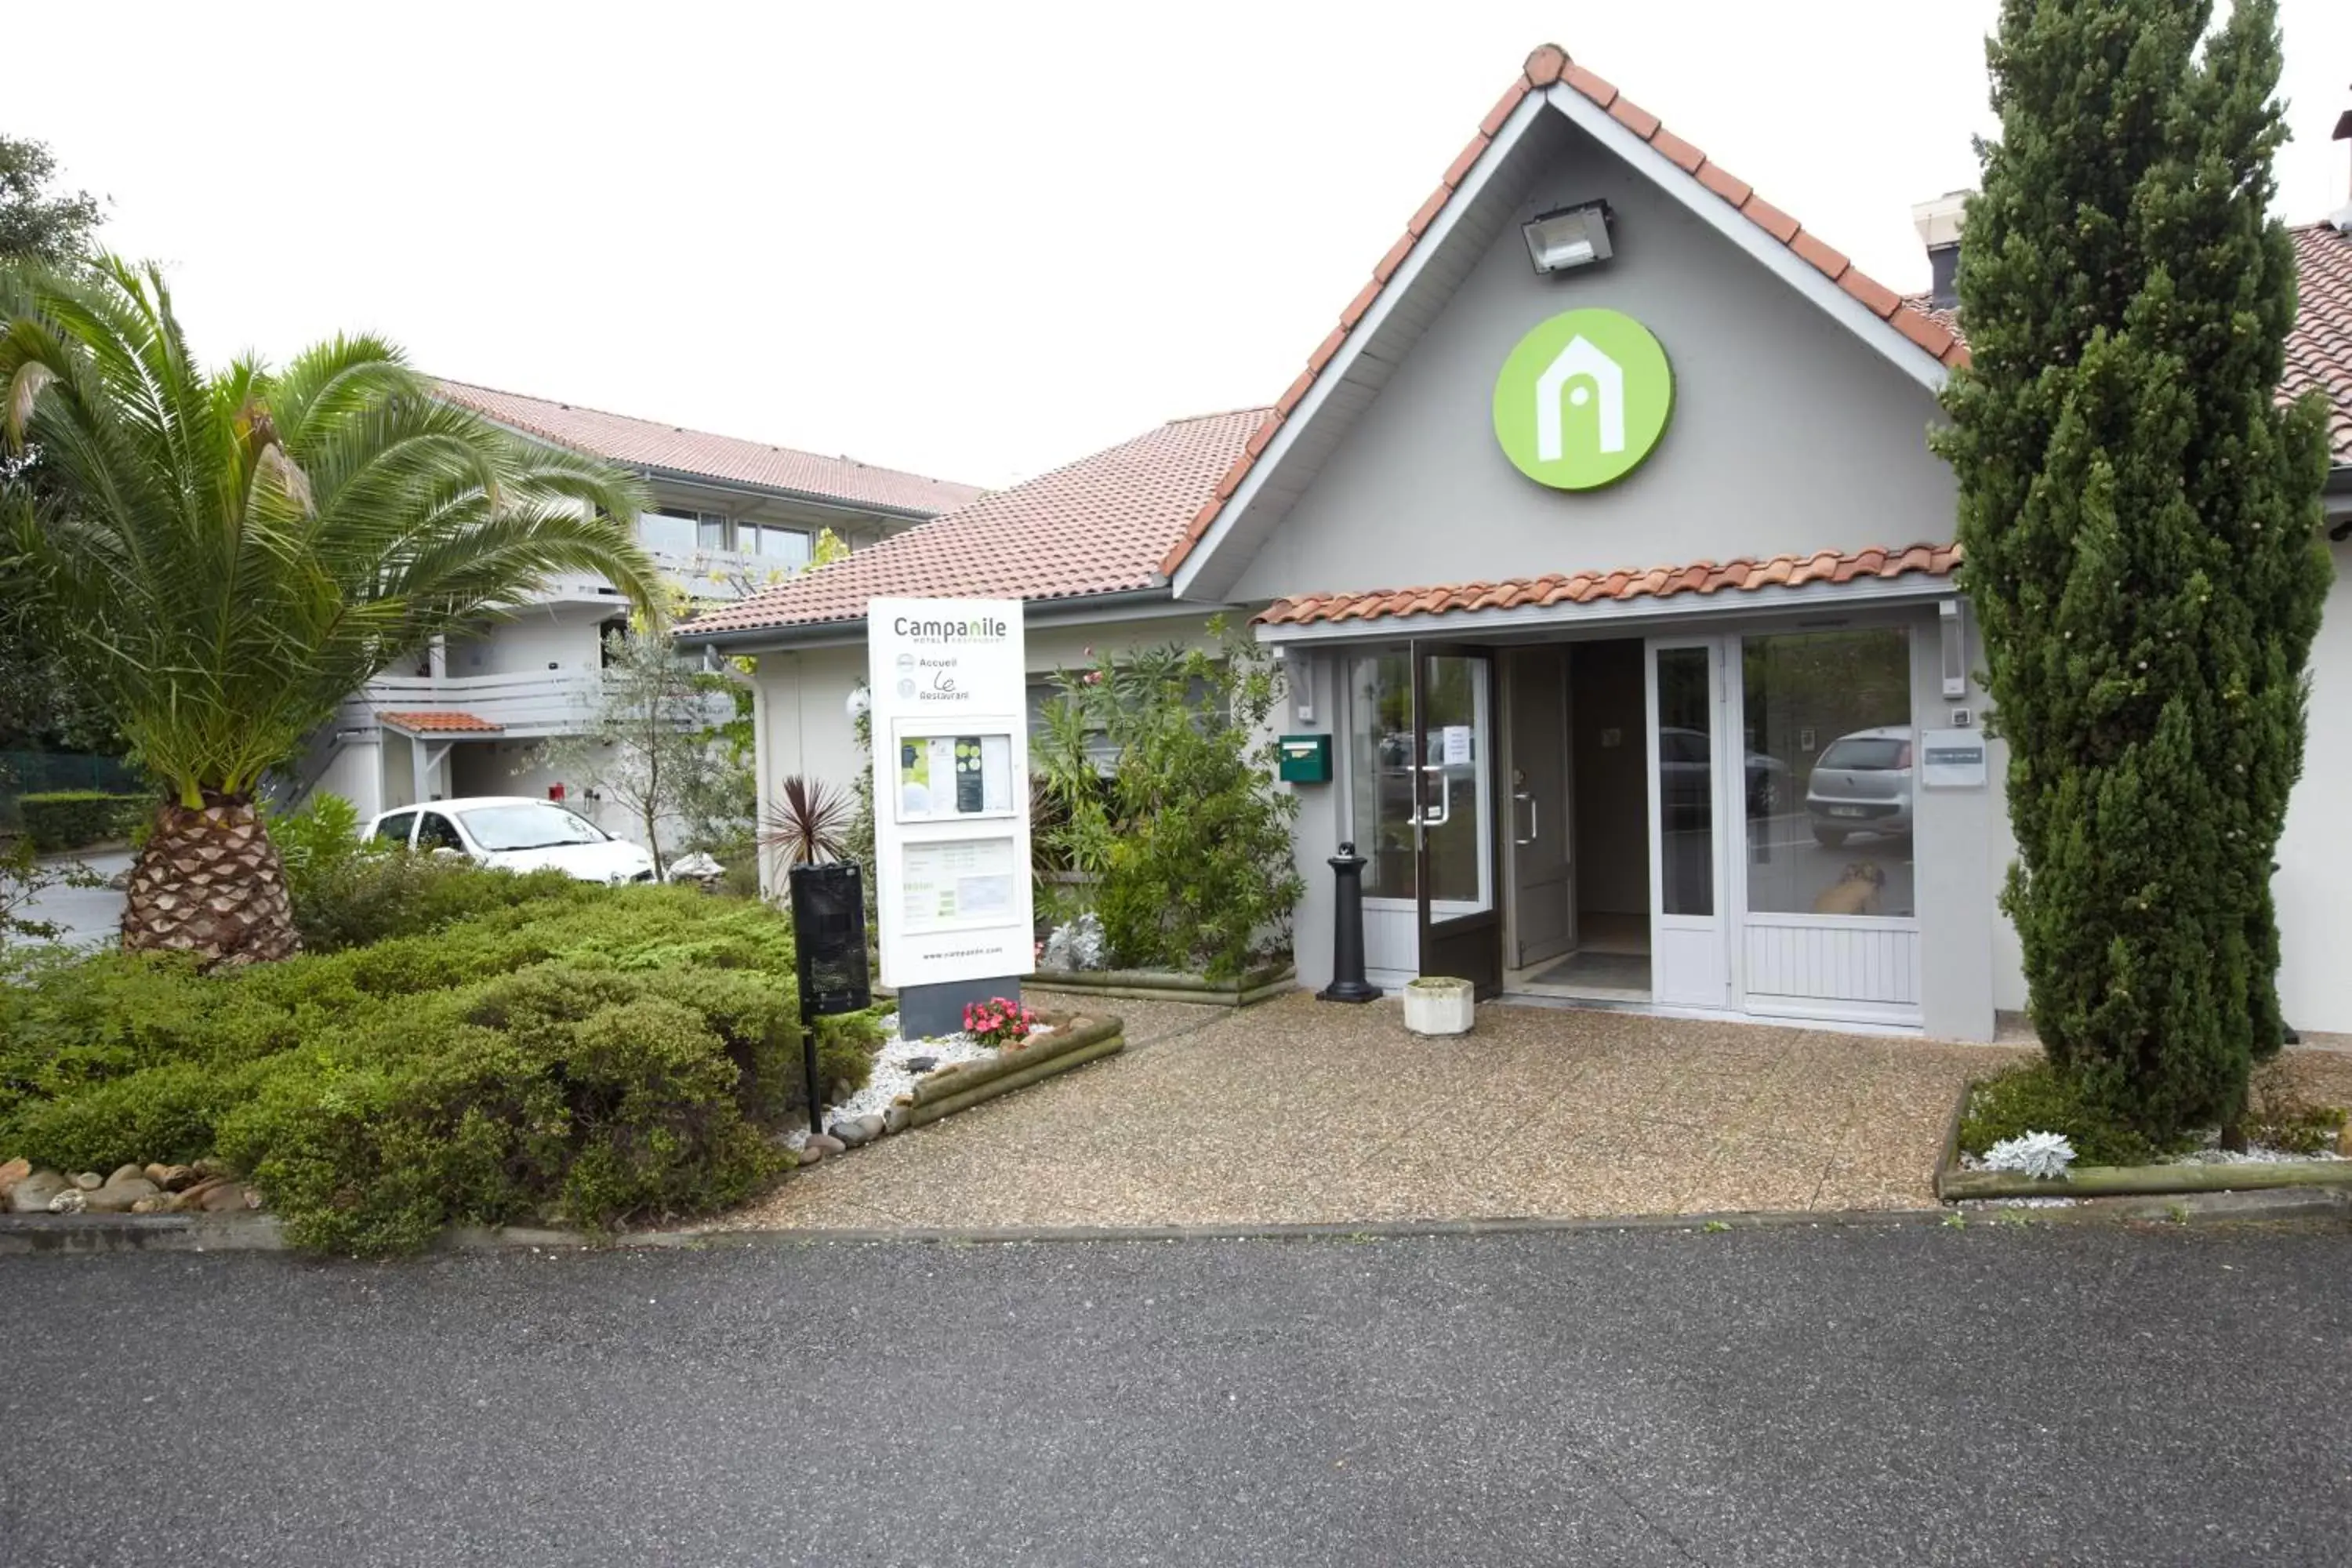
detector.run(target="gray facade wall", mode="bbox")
[1226,115,1957,605]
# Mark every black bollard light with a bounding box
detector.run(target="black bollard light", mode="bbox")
[1319,840,1381,1004]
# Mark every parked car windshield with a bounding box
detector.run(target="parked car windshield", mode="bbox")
[1818,736,1910,771]
[456,803,609,851]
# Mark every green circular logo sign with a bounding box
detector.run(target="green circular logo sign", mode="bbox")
[1491,308,1674,489]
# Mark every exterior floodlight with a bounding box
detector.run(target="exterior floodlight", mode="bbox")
[1523,202,1613,274]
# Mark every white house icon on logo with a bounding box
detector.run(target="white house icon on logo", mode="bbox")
[1533,335,1625,461]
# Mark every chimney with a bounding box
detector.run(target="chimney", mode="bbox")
[2332,89,2351,234]
[1911,191,1970,310]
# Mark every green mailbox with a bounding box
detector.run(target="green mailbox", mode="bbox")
[1278,733,1332,784]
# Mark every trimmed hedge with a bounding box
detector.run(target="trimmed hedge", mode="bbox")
[0,880,882,1253]
[17,790,148,853]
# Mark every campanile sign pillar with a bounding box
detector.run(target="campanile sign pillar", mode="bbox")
[866,597,1034,1039]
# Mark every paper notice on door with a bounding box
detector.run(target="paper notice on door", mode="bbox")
[1441,724,1472,766]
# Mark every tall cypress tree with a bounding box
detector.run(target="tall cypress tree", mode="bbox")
[1938,0,2332,1138]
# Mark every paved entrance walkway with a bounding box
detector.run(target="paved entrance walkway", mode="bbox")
[726,992,2027,1231]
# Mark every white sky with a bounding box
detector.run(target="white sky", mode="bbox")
[10,1,2350,492]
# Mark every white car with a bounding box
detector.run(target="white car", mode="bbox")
[363,797,657,884]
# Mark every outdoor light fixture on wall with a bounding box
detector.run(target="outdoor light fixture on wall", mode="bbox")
[1522,201,1613,275]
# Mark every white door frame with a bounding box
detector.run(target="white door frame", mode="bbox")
[1645,634,1735,1008]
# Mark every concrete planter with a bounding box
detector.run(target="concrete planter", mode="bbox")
[1403,976,1475,1036]
[1025,961,1294,1009]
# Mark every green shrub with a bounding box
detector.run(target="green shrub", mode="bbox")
[1959,1060,2192,1167]
[269,791,580,953]
[0,883,855,1253]
[1033,619,1302,979]
[17,790,148,852]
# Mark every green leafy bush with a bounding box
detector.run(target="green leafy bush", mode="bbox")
[1959,1060,2190,1167]
[17,790,147,852]
[0,883,870,1252]
[1033,619,1302,979]
[266,794,590,953]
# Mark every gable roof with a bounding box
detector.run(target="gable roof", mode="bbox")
[674,408,1266,642]
[433,379,986,517]
[1161,43,1967,598]
[1904,222,2352,466]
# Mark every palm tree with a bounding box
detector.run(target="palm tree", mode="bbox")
[0,258,662,964]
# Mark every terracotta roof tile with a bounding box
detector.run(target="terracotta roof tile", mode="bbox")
[1739,194,1802,245]
[1903,221,2352,463]
[1524,45,1570,88]
[1479,78,1531,137]
[1254,544,1964,628]
[379,710,502,734]
[679,408,1267,637]
[2284,223,2352,463]
[1606,94,1663,141]
[1838,267,1903,319]
[1648,126,1706,175]
[1790,230,1852,282]
[1159,44,1965,579]
[431,380,985,516]
[1693,160,1754,209]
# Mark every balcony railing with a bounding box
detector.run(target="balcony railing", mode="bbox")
[342,670,731,738]
[532,546,795,604]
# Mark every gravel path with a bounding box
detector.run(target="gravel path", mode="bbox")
[724,992,2031,1230]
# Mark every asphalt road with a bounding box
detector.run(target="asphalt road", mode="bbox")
[5,1221,2350,1566]
[13,849,129,948]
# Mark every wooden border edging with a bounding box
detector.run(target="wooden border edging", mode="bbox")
[901,1033,1125,1129]
[1026,964,1295,1008]
[1940,1158,2352,1201]
[1936,1080,2352,1201]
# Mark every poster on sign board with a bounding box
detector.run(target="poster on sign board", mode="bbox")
[866,598,1032,990]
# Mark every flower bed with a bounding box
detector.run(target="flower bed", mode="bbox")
[1936,1058,2352,1202]
[786,1008,1124,1160]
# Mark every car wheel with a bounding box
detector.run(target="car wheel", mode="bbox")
[1813,826,1848,848]
[1749,778,1779,815]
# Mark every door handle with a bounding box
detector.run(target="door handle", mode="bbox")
[1417,763,1451,827]
[1512,789,1537,845]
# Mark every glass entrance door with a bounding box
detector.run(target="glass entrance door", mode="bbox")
[1413,643,1500,999]
[1647,637,1731,1007]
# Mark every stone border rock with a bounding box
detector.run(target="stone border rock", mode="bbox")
[1933,1082,2352,1201]
[1025,963,1293,1008]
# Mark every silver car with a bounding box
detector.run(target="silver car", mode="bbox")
[1805,727,1914,846]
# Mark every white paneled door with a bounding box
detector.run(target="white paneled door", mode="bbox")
[1646,637,1733,1007]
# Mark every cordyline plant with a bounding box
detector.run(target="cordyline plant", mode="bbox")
[1933,0,2330,1138]
[0,258,660,965]
[758,775,855,866]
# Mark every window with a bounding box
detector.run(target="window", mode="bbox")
[415,811,465,853]
[746,524,812,569]
[1346,652,1417,898]
[699,514,729,551]
[372,811,417,848]
[600,618,629,669]
[1654,648,1715,917]
[637,508,698,554]
[1740,628,1914,918]
[456,802,607,851]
